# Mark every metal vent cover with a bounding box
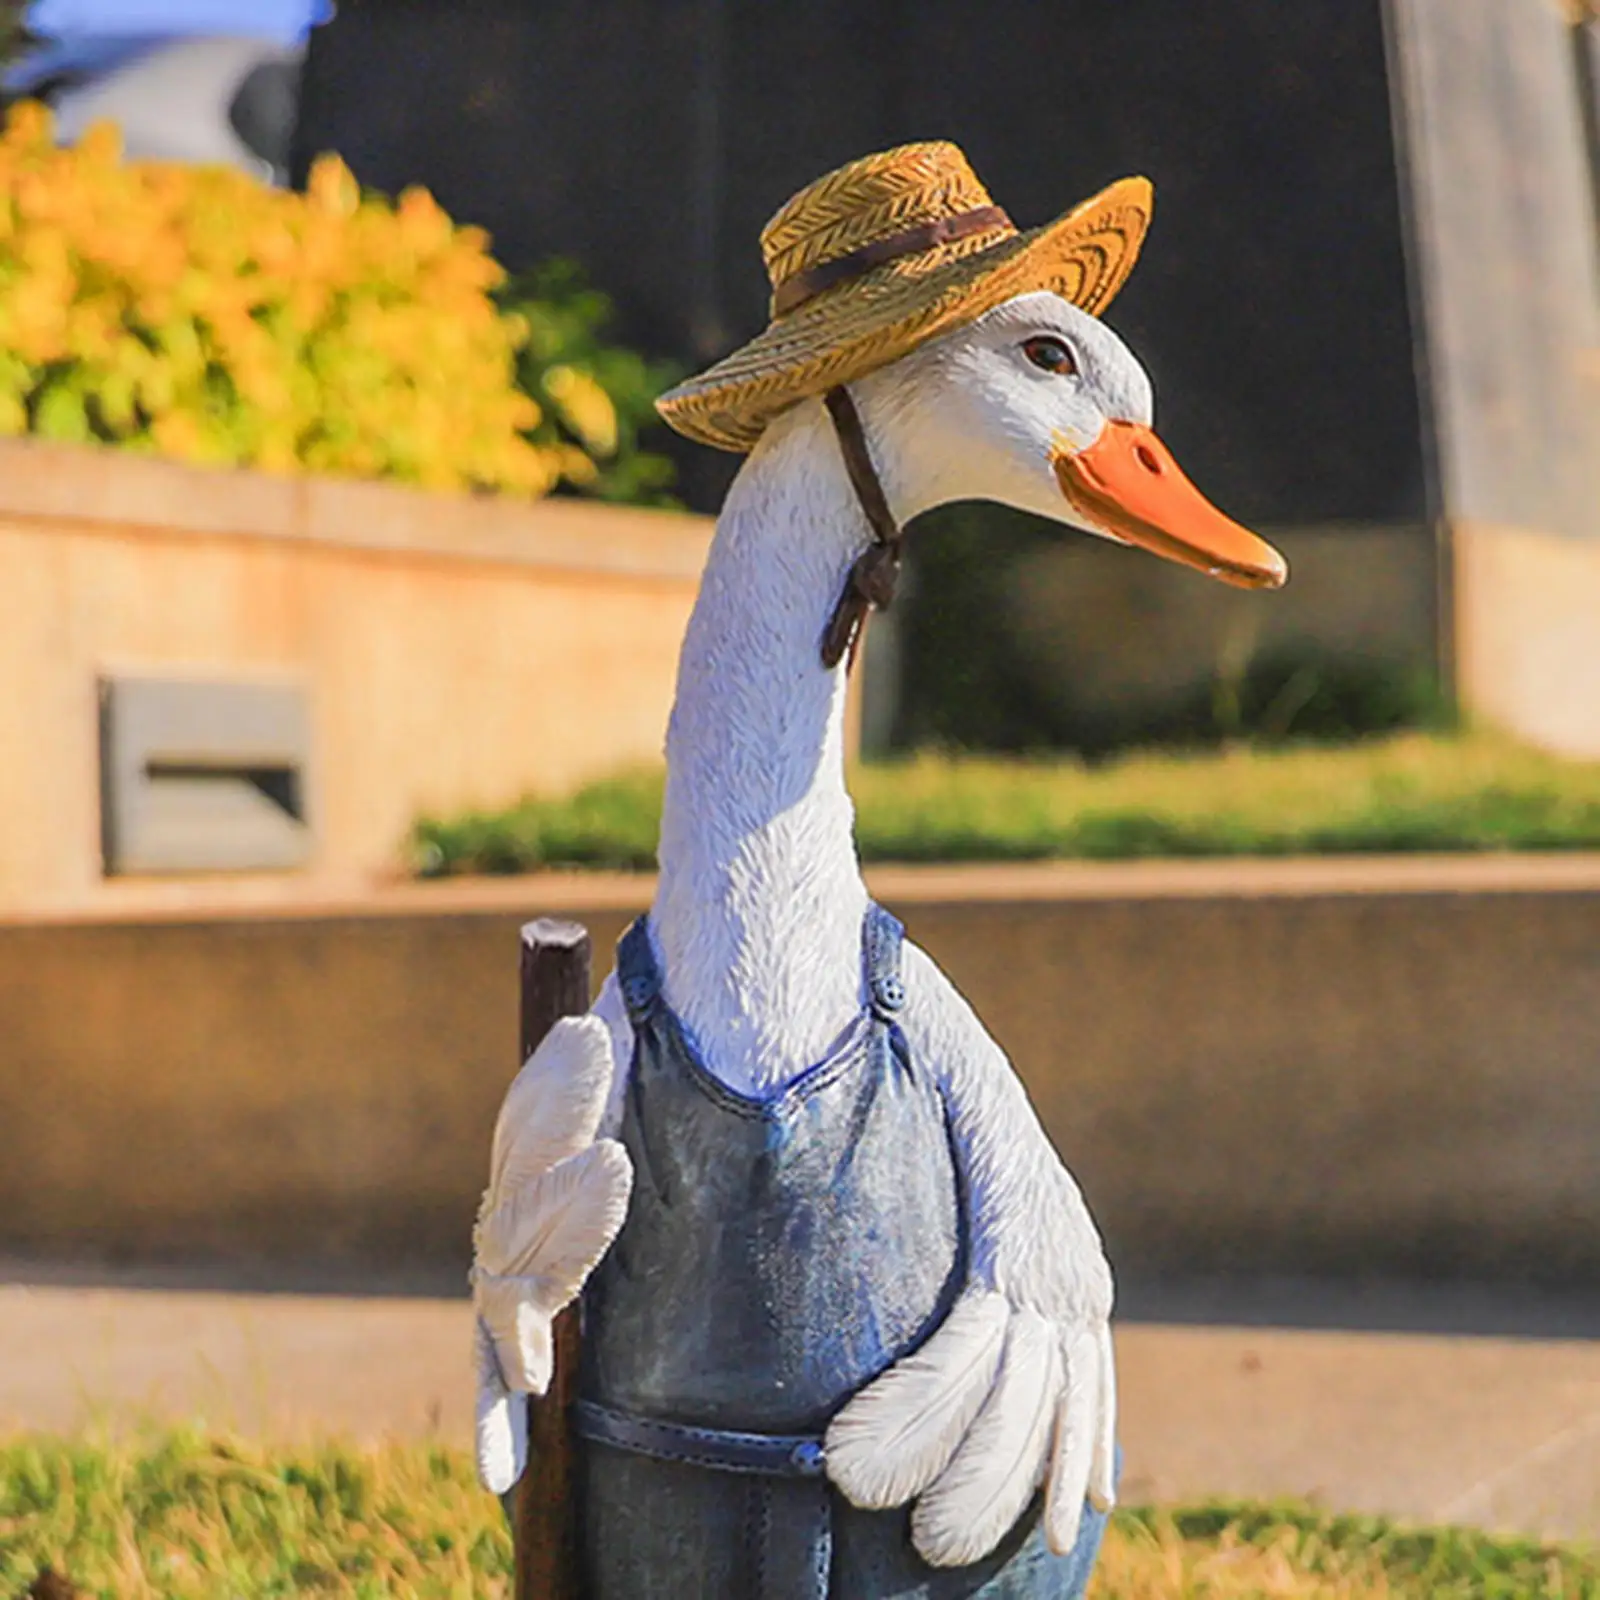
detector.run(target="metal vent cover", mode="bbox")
[99,674,313,875]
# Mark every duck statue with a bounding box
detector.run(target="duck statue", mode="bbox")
[471,142,1287,1598]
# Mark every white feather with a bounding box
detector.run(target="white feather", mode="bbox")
[474,1316,528,1494]
[485,1015,614,1211]
[473,1139,633,1396]
[911,1308,1062,1568]
[1044,1330,1097,1555]
[1089,1323,1118,1512]
[825,1291,1008,1509]
[475,1274,555,1392]
[477,1139,633,1284]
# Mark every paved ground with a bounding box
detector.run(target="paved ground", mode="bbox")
[4,1268,1600,1539]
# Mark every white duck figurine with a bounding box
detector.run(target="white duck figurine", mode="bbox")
[473,142,1286,1599]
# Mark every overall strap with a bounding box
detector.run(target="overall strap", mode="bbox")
[862,903,907,1022]
[616,915,663,1024]
[573,1400,825,1478]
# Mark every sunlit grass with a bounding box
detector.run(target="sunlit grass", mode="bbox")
[4,1434,1599,1598]
[1100,1504,1600,1598]
[0,1430,511,1599]
[411,731,1600,875]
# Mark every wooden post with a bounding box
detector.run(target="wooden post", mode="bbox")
[514,918,591,1600]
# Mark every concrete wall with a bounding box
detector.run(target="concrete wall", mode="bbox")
[1387,0,1600,754]
[0,439,711,916]
[1454,520,1600,758]
[4,857,1598,1284]
[1389,0,1600,546]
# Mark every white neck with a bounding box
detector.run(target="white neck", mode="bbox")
[650,398,878,1096]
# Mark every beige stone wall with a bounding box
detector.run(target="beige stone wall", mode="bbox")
[1454,521,1600,758]
[4,857,1599,1280]
[0,438,712,915]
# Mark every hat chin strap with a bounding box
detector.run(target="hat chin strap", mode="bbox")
[820,385,903,672]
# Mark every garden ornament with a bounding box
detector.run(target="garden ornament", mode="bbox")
[473,140,1287,1597]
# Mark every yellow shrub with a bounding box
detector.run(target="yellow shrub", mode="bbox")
[0,103,576,496]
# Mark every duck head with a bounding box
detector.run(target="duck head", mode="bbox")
[852,289,1287,592]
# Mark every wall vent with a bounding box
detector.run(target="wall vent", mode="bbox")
[99,675,313,874]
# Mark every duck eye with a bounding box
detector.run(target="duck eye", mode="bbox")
[1022,336,1078,376]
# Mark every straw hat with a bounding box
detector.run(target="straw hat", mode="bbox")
[656,141,1152,452]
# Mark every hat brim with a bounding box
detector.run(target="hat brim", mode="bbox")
[657,175,1152,453]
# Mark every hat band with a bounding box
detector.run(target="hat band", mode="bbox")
[771,204,1013,316]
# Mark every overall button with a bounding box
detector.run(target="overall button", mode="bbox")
[873,975,906,1012]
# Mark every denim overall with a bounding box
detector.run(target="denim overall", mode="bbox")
[574,906,1109,1598]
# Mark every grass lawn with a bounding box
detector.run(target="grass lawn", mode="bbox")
[411,731,1600,876]
[5,1432,1597,1598]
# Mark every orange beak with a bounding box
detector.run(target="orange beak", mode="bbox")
[1053,421,1288,591]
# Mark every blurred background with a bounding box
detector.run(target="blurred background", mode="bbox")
[1,1,1599,1593]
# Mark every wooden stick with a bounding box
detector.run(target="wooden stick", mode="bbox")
[514,918,591,1600]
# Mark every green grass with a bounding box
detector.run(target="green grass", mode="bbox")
[0,1431,510,1599]
[410,731,1600,876]
[3,1432,1598,1598]
[1103,1502,1600,1597]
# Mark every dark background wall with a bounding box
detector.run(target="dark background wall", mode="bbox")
[295,0,1425,529]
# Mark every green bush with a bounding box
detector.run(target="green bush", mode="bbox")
[410,732,1600,876]
[893,502,1450,754]
[499,260,683,507]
